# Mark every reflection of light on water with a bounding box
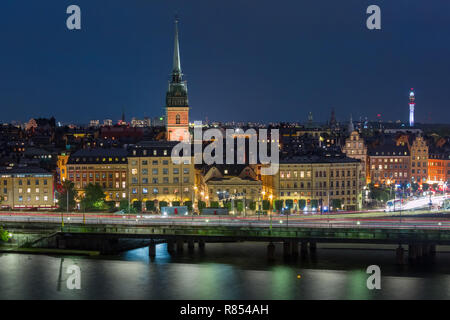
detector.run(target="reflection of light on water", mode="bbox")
[347,270,370,300]
[121,243,172,263]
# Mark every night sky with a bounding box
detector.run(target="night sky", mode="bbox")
[0,0,449,124]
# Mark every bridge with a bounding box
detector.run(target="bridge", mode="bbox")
[2,213,450,264]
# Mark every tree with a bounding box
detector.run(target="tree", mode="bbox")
[81,183,106,211]
[262,200,270,211]
[368,183,390,203]
[422,183,430,192]
[118,199,136,213]
[104,201,116,211]
[331,199,342,210]
[249,201,256,211]
[411,182,419,193]
[198,200,206,213]
[133,201,142,212]
[310,199,319,209]
[159,201,168,209]
[285,199,293,209]
[145,200,155,212]
[236,200,244,213]
[172,201,181,207]
[274,200,283,212]
[432,183,439,192]
[210,201,219,208]
[0,227,10,242]
[298,199,306,209]
[183,200,193,212]
[223,201,232,211]
[57,181,77,211]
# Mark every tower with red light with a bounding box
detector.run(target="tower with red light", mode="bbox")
[409,88,415,127]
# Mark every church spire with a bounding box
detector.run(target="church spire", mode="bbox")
[348,114,354,133]
[172,18,182,76]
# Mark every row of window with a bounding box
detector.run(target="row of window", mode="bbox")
[372,172,408,178]
[280,191,357,199]
[131,177,190,184]
[17,195,50,202]
[371,164,408,170]
[131,168,189,175]
[2,179,48,186]
[280,170,356,179]
[131,187,190,195]
[69,172,126,179]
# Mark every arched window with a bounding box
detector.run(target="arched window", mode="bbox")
[176,114,180,124]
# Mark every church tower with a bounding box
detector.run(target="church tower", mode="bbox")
[166,18,190,142]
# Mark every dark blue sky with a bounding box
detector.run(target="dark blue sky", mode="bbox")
[0,0,449,124]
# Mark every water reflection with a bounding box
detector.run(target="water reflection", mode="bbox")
[1,242,450,299]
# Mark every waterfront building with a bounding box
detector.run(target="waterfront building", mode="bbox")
[0,166,54,209]
[368,142,410,186]
[410,135,429,184]
[261,154,362,211]
[196,164,262,212]
[127,141,194,208]
[342,130,368,185]
[65,148,129,205]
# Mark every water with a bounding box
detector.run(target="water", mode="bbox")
[1,242,450,299]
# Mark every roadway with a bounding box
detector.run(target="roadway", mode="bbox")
[1,210,450,231]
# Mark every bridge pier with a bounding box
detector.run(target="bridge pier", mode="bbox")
[430,244,436,256]
[283,241,291,258]
[267,242,275,261]
[148,242,156,257]
[198,240,205,250]
[300,242,308,256]
[167,240,175,253]
[408,244,417,262]
[309,241,317,253]
[187,240,195,252]
[176,239,184,253]
[416,244,423,259]
[395,245,404,265]
[291,241,299,257]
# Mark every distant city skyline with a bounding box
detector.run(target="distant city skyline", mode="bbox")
[0,1,449,124]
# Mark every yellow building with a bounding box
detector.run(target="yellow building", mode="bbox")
[56,153,70,183]
[261,155,362,211]
[196,164,262,212]
[0,166,55,209]
[128,142,195,207]
[410,135,428,184]
[342,130,368,185]
[65,149,129,205]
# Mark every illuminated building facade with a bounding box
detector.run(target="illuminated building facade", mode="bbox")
[410,135,428,184]
[428,152,450,184]
[261,155,362,211]
[65,149,129,205]
[0,167,54,209]
[196,164,262,210]
[127,141,194,207]
[368,144,410,185]
[342,130,368,184]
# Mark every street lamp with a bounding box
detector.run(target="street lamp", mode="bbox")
[268,194,273,231]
